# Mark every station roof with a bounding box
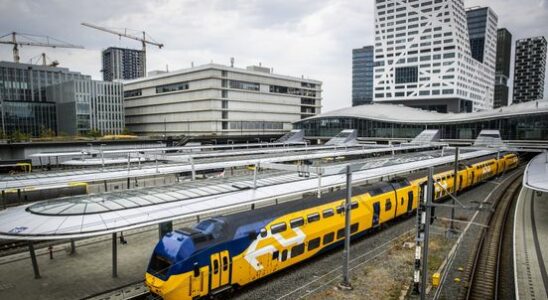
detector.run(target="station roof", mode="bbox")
[0,144,434,191]
[523,152,548,193]
[0,149,494,240]
[296,100,548,125]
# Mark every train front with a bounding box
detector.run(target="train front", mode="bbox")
[145,230,198,300]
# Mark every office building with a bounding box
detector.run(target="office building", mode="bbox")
[46,80,124,135]
[123,63,322,136]
[352,46,374,106]
[102,47,145,81]
[0,61,91,137]
[373,1,497,112]
[494,28,512,108]
[0,61,124,137]
[295,100,548,141]
[513,36,547,103]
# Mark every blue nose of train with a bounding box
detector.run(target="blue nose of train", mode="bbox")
[147,231,196,280]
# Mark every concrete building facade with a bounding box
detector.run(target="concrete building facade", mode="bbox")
[123,63,322,136]
[373,1,497,113]
[494,28,512,108]
[352,46,374,106]
[102,47,146,82]
[513,36,547,103]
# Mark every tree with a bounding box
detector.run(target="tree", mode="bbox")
[39,127,56,138]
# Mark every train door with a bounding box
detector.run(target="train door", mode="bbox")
[372,202,380,227]
[407,191,414,213]
[210,250,230,291]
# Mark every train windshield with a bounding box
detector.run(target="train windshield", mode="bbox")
[148,255,172,277]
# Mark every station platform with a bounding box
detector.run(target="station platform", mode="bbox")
[514,186,548,300]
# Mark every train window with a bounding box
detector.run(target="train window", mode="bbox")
[307,213,320,223]
[290,217,305,228]
[193,262,200,277]
[281,249,288,262]
[401,197,404,206]
[322,208,334,218]
[308,237,321,251]
[149,255,172,277]
[260,228,267,238]
[351,223,359,234]
[271,223,287,234]
[336,205,344,214]
[337,228,345,239]
[272,250,279,260]
[351,201,359,210]
[222,256,228,271]
[213,259,219,274]
[291,243,305,258]
[385,199,392,211]
[323,232,335,245]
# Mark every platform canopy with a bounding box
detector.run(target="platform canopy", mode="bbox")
[523,152,548,193]
[0,150,495,240]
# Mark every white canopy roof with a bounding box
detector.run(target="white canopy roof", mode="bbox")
[298,100,548,124]
[0,150,494,240]
[523,152,548,193]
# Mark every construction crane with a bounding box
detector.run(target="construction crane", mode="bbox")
[0,32,84,63]
[81,22,164,75]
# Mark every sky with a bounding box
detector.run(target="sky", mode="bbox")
[0,0,547,112]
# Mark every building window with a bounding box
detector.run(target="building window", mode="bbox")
[222,90,228,98]
[395,66,418,84]
[229,80,260,91]
[156,82,189,94]
[222,111,228,119]
[222,100,228,109]
[123,89,142,98]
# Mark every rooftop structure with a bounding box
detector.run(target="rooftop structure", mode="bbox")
[123,63,322,136]
[352,46,374,106]
[294,100,548,140]
[513,36,547,103]
[373,1,497,112]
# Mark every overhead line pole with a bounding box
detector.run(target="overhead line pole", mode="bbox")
[339,164,353,290]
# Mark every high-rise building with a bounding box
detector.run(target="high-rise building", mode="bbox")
[352,46,374,106]
[373,1,497,113]
[102,47,145,81]
[0,61,124,137]
[513,36,547,103]
[494,28,512,108]
[123,63,322,136]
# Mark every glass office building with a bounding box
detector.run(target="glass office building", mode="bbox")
[352,46,374,106]
[0,61,124,137]
[294,101,548,141]
[0,61,90,137]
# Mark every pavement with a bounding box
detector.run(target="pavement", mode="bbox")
[0,224,159,300]
[514,186,548,300]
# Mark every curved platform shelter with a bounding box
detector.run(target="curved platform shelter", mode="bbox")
[514,152,548,300]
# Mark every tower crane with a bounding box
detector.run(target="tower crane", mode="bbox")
[0,32,84,63]
[81,22,164,75]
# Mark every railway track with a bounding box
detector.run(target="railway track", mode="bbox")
[465,172,523,300]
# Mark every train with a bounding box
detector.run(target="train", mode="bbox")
[144,152,519,299]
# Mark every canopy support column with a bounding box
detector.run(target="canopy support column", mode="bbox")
[112,233,117,278]
[28,241,41,279]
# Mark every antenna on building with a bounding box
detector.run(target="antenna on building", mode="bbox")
[191,61,194,67]
[259,62,262,67]
[165,64,169,72]
[230,57,234,67]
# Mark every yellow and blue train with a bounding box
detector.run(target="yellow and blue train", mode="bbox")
[145,153,519,299]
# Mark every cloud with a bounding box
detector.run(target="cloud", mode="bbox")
[0,0,546,113]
